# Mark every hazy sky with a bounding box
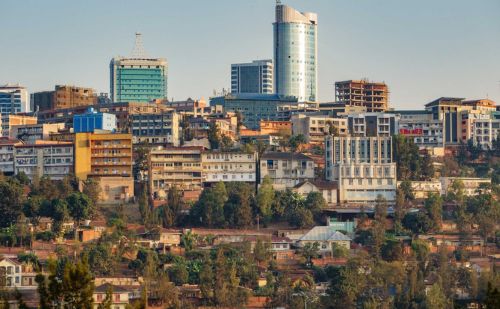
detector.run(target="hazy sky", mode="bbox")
[1,0,499,109]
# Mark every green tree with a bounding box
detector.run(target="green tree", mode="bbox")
[224,183,253,228]
[331,243,349,258]
[0,179,24,228]
[300,242,320,267]
[190,182,227,227]
[305,191,326,223]
[289,134,307,152]
[425,192,443,231]
[403,211,434,235]
[425,283,448,309]
[421,153,435,180]
[208,122,221,149]
[133,143,149,181]
[372,195,388,257]
[484,282,500,309]
[162,186,183,227]
[138,185,151,227]
[66,192,94,239]
[83,178,101,206]
[256,176,275,224]
[199,258,214,304]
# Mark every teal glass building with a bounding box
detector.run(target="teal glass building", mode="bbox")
[274,4,317,102]
[110,57,168,103]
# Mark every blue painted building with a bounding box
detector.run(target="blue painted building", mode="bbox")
[73,108,116,133]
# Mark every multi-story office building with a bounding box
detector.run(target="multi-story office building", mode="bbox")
[202,152,257,184]
[210,93,313,130]
[131,111,180,146]
[74,132,134,203]
[335,80,389,112]
[110,57,168,103]
[260,152,315,190]
[231,60,273,94]
[0,115,37,137]
[148,147,203,199]
[32,85,97,112]
[345,112,398,137]
[0,138,18,175]
[425,97,472,145]
[14,141,74,180]
[0,84,30,115]
[325,136,396,204]
[73,108,116,133]
[274,4,317,102]
[395,110,445,148]
[291,113,348,143]
[11,123,65,143]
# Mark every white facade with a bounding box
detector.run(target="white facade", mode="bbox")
[131,111,180,146]
[471,116,500,150]
[291,114,347,143]
[0,258,22,288]
[14,142,74,180]
[0,139,16,175]
[396,111,444,148]
[260,152,315,190]
[0,84,30,115]
[202,152,256,183]
[345,112,398,137]
[325,136,396,204]
[231,60,273,94]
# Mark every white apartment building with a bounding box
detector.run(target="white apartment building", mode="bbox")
[470,115,500,150]
[14,141,74,180]
[291,113,348,143]
[202,151,256,184]
[131,111,180,146]
[325,136,396,204]
[0,138,17,175]
[260,152,315,190]
[395,110,444,148]
[345,112,398,137]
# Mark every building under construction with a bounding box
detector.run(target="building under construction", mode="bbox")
[335,79,389,112]
[31,85,97,111]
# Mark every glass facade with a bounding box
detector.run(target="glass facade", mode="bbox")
[274,5,317,102]
[110,58,168,103]
[231,60,273,94]
[0,85,29,115]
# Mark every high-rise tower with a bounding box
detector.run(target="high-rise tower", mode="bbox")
[273,3,317,102]
[110,33,168,103]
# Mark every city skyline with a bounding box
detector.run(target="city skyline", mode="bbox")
[1,0,499,108]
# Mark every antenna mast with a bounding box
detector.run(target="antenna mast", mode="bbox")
[131,32,148,58]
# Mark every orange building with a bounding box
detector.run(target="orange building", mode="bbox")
[74,132,133,203]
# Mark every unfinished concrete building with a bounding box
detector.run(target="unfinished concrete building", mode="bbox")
[335,80,389,112]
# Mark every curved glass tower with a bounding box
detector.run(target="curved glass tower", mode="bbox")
[274,4,317,102]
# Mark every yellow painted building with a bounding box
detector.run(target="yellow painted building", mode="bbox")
[74,132,134,203]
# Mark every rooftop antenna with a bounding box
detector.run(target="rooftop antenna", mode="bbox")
[131,32,148,58]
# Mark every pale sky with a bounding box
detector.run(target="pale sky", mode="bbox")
[1,0,499,109]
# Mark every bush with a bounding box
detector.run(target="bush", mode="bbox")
[36,231,55,241]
